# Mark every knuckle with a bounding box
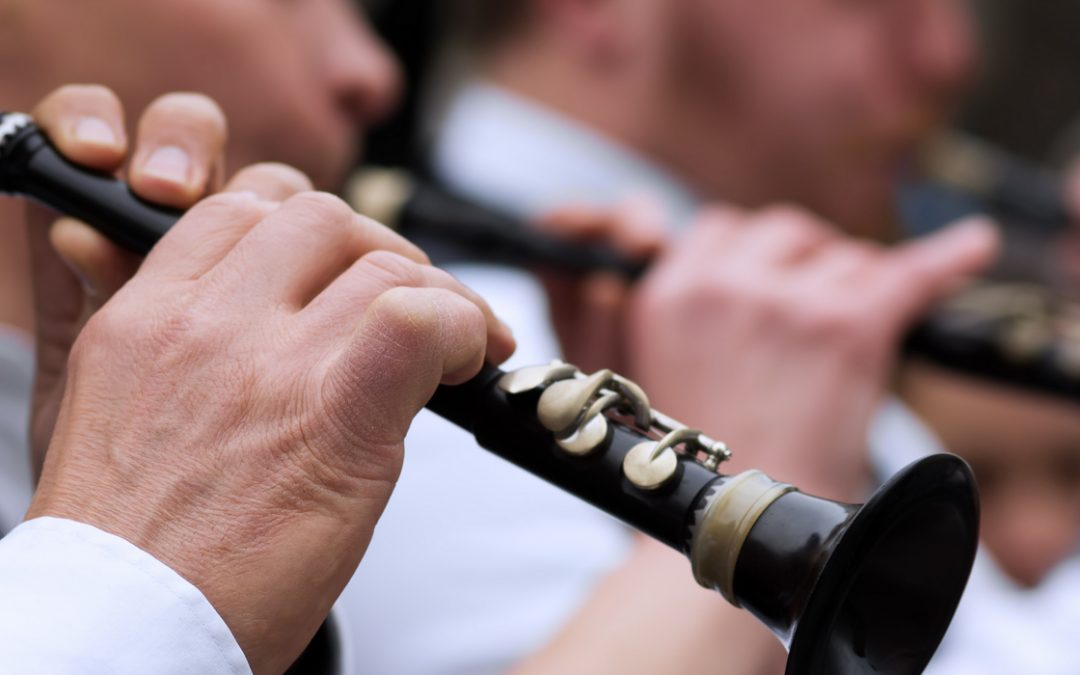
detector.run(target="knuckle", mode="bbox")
[640,270,739,324]
[33,85,125,139]
[45,83,121,110]
[357,249,424,287]
[189,191,265,222]
[284,191,355,235]
[422,265,459,290]
[366,287,436,350]
[444,292,487,336]
[796,301,876,356]
[241,162,313,191]
[695,205,742,226]
[683,277,733,310]
[840,240,880,260]
[758,204,823,233]
[759,202,806,222]
[75,306,123,355]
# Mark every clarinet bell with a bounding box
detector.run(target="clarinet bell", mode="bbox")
[691,454,979,675]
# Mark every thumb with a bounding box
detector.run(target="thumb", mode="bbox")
[49,217,142,304]
[26,206,88,370]
[27,206,140,399]
[878,216,1000,328]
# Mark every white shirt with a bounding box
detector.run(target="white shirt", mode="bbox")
[343,81,1080,674]
[0,517,251,674]
[336,83,704,675]
[0,328,34,533]
[0,330,251,672]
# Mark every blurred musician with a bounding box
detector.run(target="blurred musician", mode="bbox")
[340,0,1013,673]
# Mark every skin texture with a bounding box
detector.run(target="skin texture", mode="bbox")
[901,362,1080,588]
[625,208,998,500]
[20,85,514,674]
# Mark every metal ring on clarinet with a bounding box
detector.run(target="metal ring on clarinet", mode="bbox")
[1,111,982,675]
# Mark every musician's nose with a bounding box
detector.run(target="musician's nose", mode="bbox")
[317,3,403,128]
[903,0,979,99]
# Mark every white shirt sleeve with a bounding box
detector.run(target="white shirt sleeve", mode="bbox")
[0,327,35,533]
[0,516,251,674]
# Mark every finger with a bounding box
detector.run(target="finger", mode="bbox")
[726,206,835,270]
[337,286,491,425]
[305,250,515,364]
[212,192,429,308]
[128,93,228,208]
[321,286,495,450]
[795,241,878,289]
[609,194,669,259]
[222,163,313,202]
[32,84,127,171]
[24,206,86,405]
[139,191,274,282]
[539,197,668,261]
[564,272,629,372]
[141,164,313,280]
[646,206,743,284]
[538,205,618,254]
[874,217,1000,327]
[49,218,141,303]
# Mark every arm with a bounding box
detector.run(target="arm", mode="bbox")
[511,536,785,675]
[524,204,996,674]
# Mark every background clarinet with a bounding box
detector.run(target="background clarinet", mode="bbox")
[1,111,979,675]
[348,167,1080,403]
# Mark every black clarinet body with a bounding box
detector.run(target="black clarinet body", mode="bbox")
[1,112,979,674]
[350,167,1080,404]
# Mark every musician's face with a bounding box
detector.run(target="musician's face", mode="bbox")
[10,0,400,190]
[659,0,977,238]
[902,364,1080,589]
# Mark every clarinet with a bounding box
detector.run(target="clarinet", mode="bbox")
[0,112,978,675]
[349,168,1080,403]
[918,130,1068,231]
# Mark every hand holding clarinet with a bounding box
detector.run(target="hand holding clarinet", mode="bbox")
[7,85,514,674]
[2,86,984,675]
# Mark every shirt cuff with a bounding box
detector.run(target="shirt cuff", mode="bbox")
[0,516,251,674]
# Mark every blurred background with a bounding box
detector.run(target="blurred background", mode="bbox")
[352,1,1080,672]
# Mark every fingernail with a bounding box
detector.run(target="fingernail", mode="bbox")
[141,145,191,184]
[73,117,118,146]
